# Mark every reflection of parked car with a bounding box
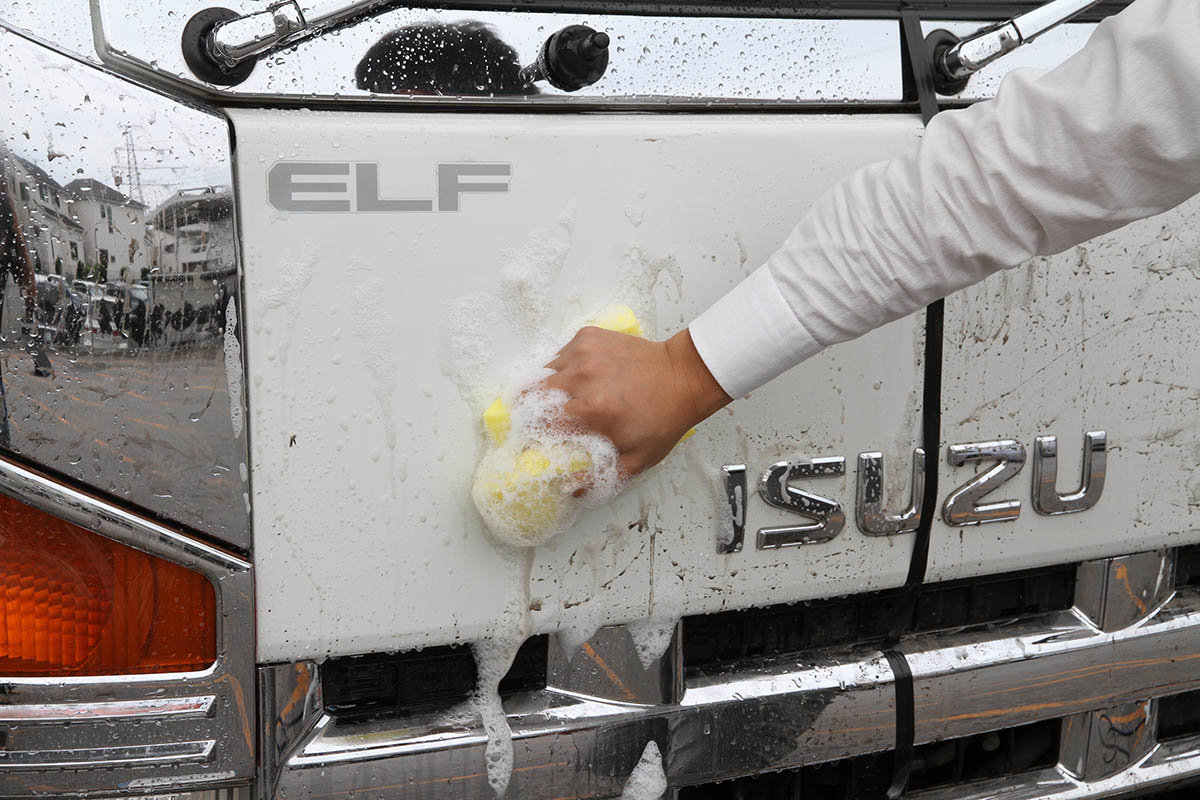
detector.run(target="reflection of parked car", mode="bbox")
[127,284,148,347]
[34,274,85,345]
[72,279,104,305]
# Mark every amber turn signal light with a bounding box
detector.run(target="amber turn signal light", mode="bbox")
[0,493,216,676]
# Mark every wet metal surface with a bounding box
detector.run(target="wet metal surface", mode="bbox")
[0,25,250,548]
[266,579,1200,798]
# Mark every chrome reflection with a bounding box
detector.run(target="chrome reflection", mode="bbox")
[718,464,746,554]
[922,18,1097,101]
[757,457,846,548]
[942,440,1026,527]
[0,26,250,548]
[1032,431,1106,516]
[268,581,1200,799]
[93,0,902,106]
[1074,549,1174,633]
[1058,698,1156,783]
[855,448,925,536]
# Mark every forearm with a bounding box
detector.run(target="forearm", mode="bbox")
[693,0,1200,399]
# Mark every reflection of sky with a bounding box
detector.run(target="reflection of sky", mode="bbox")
[1,3,231,210]
[1,1,1094,135]
[61,0,903,101]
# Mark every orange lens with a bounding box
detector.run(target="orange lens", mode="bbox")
[0,494,216,676]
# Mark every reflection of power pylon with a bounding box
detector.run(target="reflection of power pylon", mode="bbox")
[113,134,197,209]
[122,128,144,205]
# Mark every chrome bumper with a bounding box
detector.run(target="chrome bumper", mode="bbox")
[914,732,1200,799]
[263,550,1200,799]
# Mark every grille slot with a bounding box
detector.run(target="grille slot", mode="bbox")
[677,719,1061,799]
[1175,545,1200,589]
[683,565,1076,677]
[1159,689,1200,742]
[322,635,549,720]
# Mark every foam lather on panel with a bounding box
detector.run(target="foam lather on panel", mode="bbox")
[470,305,642,547]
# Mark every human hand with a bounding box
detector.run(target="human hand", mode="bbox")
[543,326,731,479]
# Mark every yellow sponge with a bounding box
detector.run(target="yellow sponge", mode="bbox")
[482,305,645,447]
[473,446,594,546]
[589,304,643,337]
[482,397,510,446]
[474,304,697,546]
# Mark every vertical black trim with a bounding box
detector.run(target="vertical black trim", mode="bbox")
[884,650,916,798]
[885,8,945,799]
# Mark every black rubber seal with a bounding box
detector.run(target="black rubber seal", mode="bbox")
[181,7,258,87]
[883,9,946,798]
[926,29,973,97]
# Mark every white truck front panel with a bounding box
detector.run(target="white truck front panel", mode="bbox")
[237,106,1200,666]
[234,110,927,662]
[931,200,1200,582]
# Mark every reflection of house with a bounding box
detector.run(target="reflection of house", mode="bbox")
[64,178,149,282]
[150,188,234,275]
[2,147,85,275]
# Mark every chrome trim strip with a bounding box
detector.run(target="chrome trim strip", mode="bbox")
[0,458,255,795]
[911,733,1200,799]
[91,1,905,109]
[267,585,1200,798]
[0,456,249,576]
[0,695,216,723]
[0,741,216,770]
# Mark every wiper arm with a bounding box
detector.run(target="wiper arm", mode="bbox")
[181,1,404,86]
[930,0,1104,95]
[180,0,612,92]
[212,1,385,65]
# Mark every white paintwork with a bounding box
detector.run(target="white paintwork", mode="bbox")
[235,107,1200,664]
[233,110,926,662]
[931,200,1200,583]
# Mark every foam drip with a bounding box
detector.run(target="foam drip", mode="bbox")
[438,201,678,796]
[626,620,677,670]
[469,545,533,797]
[620,740,667,799]
[222,297,244,440]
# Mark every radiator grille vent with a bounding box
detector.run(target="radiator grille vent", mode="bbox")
[677,718,1061,799]
[322,635,548,720]
[683,565,1076,677]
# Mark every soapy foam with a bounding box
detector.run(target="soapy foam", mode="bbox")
[471,383,626,548]
[440,210,587,796]
[469,545,533,797]
[626,620,677,670]
[471,637,518,796]
[552,601,608,661]
[620,740,667,800]
[223,297,245,440]
[439,293,501,414]
[496,203,576,343]
[440,202,672,795]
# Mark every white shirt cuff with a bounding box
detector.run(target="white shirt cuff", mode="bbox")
[688,265,823,400]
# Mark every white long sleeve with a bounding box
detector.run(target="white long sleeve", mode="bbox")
[690,0,1200,400]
